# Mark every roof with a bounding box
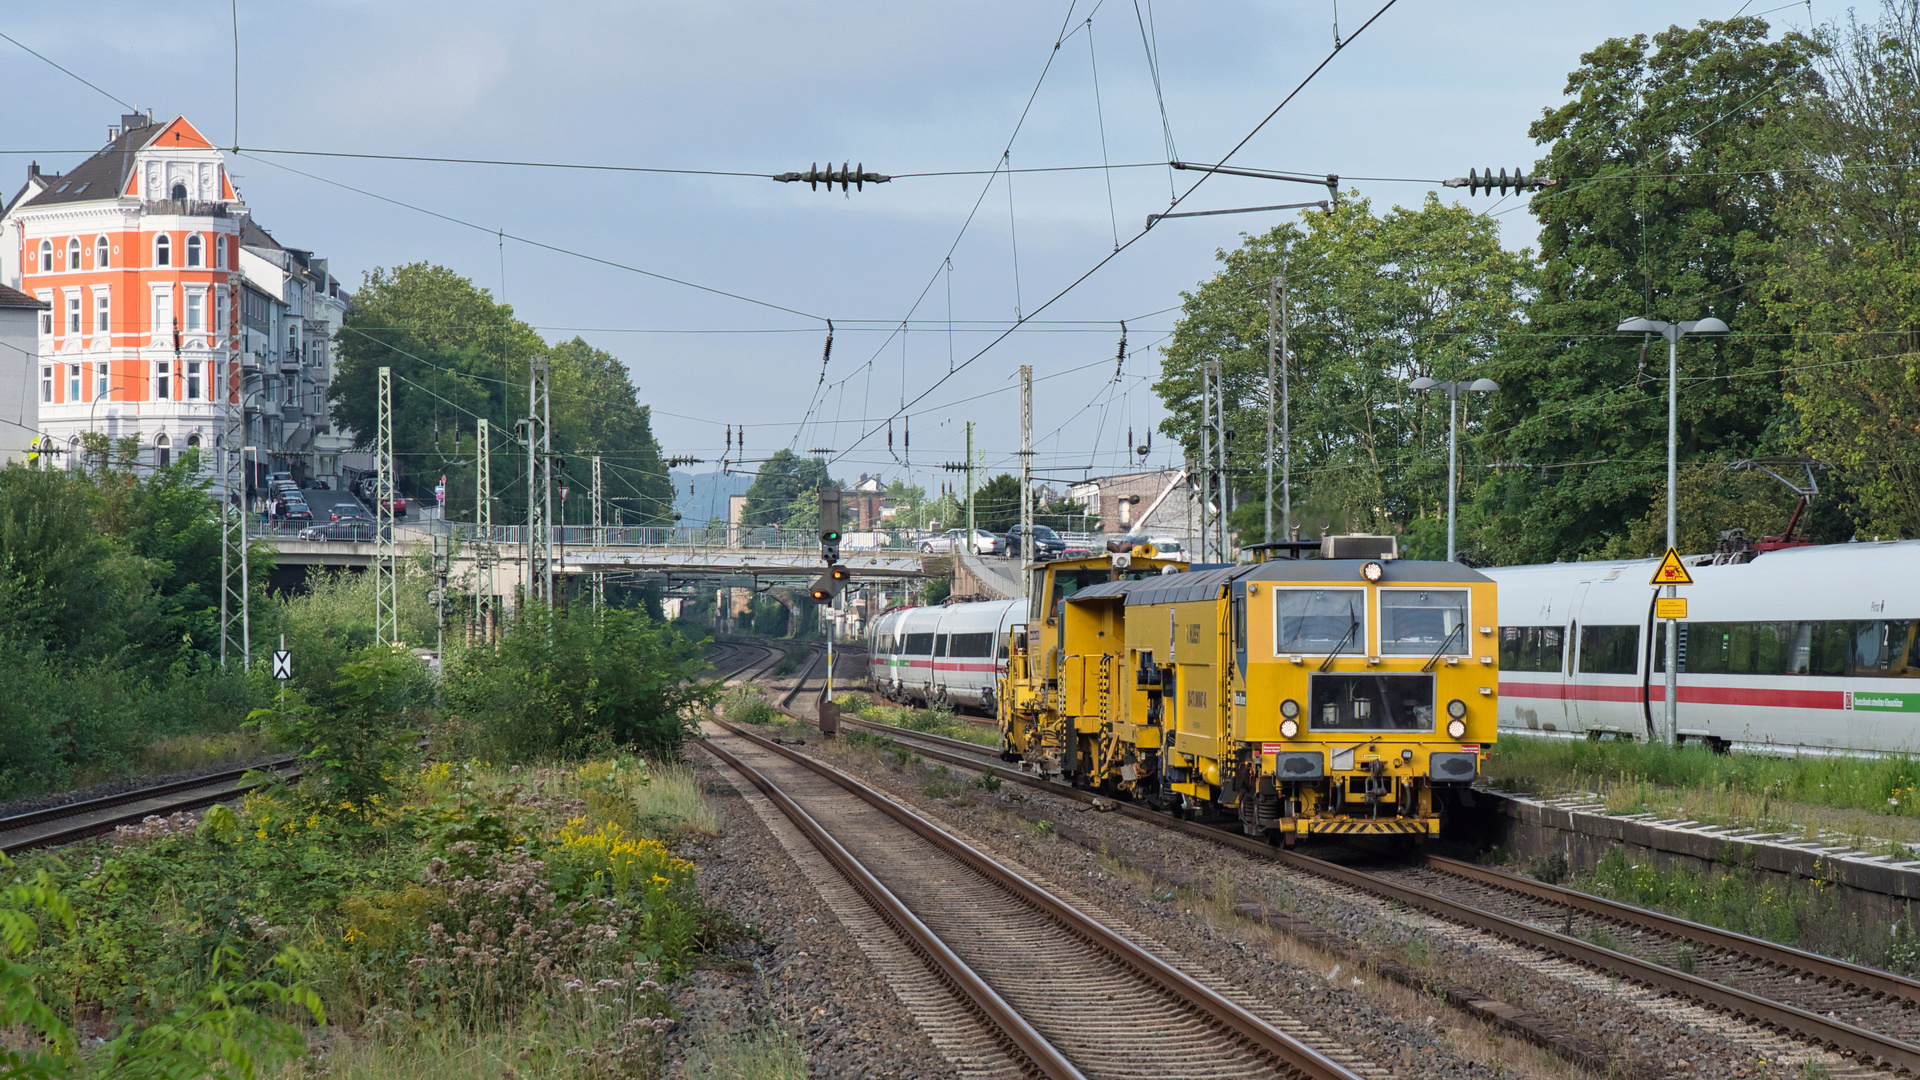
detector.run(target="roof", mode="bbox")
[1070,558,1492,607]
[0,284,48,309]
[25,120,164,207]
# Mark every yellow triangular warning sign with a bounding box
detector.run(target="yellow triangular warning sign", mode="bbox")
[1651,547,1694,586]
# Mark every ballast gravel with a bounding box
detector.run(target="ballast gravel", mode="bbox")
[666,750,958,1080]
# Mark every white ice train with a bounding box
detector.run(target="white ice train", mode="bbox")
[1487,540,1920,754]
[866,599,1024,714]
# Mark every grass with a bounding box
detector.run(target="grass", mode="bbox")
[1484,735,1920,849]
[127,730,277,776]
[683,1025,809,1080]
[836,693,1000,747]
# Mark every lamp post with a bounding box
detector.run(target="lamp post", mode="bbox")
[1408,376,1498,563]
[1615,315,1729,745]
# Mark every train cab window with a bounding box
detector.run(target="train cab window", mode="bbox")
[904,632,935,655]
[1577,625,1640,675]
[1274,589,1366,654]
[1309,674,1435,731]
[934,634,949,657]
[1499,626,1565,672]
[1379,589,1469,654]
[1048,569,1110,615]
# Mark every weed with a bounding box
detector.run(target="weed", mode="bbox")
[1674,945,1697,974]
[1888,923,1920,975]
[920,765,963,799]
[1802,1060,1832,1080]
[974,766,1003,793]
[1026,819,1055,839]
[1526,851,1569,885]
[685,1024,809,1080]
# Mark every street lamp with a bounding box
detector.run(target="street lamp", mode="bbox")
[1409,376,1498,563]
[1615,315,1729,746]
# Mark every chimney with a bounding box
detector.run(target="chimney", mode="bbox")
[27,161,38,178]
[120,113,148,132]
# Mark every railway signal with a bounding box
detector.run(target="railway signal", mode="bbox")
[818,483,843,564]
[808,565,849,603]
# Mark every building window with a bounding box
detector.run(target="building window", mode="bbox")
[41,366,52,404]
[185,292,203,332]
[287,325,298,358]
[66,293,81,334]
[38,240,52,273]
[186,433,201,449]
[67,238,80,268]
[215,290,229,338]
[94,292,109,334]
[95,362,109,401]
[155,360,171,401]
[185,234,202,268]
[214,236,225,269]
[186,361,202,400]
[156,434,170,469]
[96,235,110,268]
[40,310,51,335]
[155,234,171,267]
[154,292,173,336]
[170,182,188,202]
[68,364,80,402]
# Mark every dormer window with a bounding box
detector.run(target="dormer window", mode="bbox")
[185,234,202,268]
[96,236,110,268]
[155,234,171,267]
[170,182,187,202]
[38,240,52,273]
[67,238,80,268]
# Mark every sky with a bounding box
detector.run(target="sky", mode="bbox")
[3,0,1822,504]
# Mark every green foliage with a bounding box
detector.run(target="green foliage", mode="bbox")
[739,450,835,529]
[839,694,999,747]
[250,646,434,808]
[444,605,717,762]
[331,264,674,525]
[1476,17,1825,562]
[963,473,1086,534]
[921,577,952,605]
[1157,194,1533,542]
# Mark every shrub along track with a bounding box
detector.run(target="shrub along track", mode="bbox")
[825,713,1920,1076]
[697,716,1373,1080]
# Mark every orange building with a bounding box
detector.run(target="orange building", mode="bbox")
[2,112,244,468]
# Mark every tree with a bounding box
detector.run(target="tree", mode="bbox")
[966,474,1023,533]
[1773,0,1920,539]
[739,450,835,529]
[1472,18,1826,562]
[331,264,674,526]
[1157,195,1533,547]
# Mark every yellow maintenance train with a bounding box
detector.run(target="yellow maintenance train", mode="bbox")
[997,536,1497,843]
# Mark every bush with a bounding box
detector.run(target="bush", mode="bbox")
[248,645,435,808]
[444,605,717,763]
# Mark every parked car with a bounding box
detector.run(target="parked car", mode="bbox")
[918,528,1004,555]
[383,493,408,518]
[1002,523,1065,561]
[281,500,312,522]
[298,522,387,542]
[329,508,372,523]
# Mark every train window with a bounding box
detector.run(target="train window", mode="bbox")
[1904,622,1920,676]
[934,634,949,657]
[904,632,935,655]
[1379,590,1469,654]
[1499,626,1564,672]
[1578,625,1640,675]
[949,632,994,658]
[1308,674,1434,731]
[1274,589,1366,654]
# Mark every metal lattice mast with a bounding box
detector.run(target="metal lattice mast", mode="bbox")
[1019,364,1033,593]
[474,418,495,640]
[218,351,250,669]
[525,356,552,608]
[590,453,604,611]
[374,366,399,645]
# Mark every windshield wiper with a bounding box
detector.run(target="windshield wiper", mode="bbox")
[1422,622,1464,673]
[1319,599,1360,672]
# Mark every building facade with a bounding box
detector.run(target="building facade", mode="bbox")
[0,285,48,465]
[0,112,349,481]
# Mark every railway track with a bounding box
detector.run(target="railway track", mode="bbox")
[814,711,1920,1073]
[699,716,1371,1080]
[0,758,300,855]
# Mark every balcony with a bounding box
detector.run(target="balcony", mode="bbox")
[143,199,230,218]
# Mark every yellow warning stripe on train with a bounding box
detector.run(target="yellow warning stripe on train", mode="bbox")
[1300,818,1438,836]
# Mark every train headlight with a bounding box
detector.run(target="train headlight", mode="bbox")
[1401,749,1414,763]
[1280,698,1300,719]
[1447,698,1468,720]
[1447,717,1468,740]
[1280,718,1300,739]
[1360,560,1385,583]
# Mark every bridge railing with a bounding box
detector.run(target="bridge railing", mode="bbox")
[391,522,929,553]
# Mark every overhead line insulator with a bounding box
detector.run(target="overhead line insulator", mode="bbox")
[772,162,893,190]
[1443,168,1555,196]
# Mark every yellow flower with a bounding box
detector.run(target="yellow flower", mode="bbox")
[255,828,268,840]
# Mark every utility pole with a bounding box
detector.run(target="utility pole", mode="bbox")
[525,356,552,608]
[475,418,494,641]
[1281,274,1292,540]
[1265,280,1277,545]
[218,350,250,669]
[1198,367,1213,562]
[374,366,399,645]
[1212,360,1229,560]
[1019,364,1033,592]
[965,420,976,543]
[590,454,605,611]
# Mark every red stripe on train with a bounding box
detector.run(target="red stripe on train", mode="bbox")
[1501,680,1848,710]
